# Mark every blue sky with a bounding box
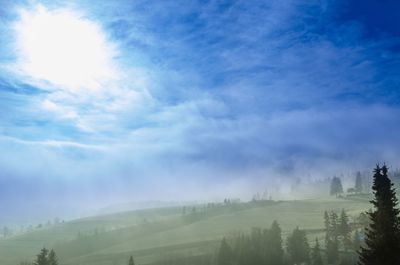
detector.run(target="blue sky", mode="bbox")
[0,0,399,221]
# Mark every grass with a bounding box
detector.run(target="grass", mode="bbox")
[0,196,371,265]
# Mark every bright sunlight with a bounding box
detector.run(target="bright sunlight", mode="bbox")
[15,5,116,92]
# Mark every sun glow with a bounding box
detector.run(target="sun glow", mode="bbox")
[15,5,117,91]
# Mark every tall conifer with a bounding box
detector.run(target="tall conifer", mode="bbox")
[358,165,400,265]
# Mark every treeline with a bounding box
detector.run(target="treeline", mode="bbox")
[20,248,58,265]
[19,248,136,265]
[181,199,276,223]
[216,164,400,265]
[322,210,361,264]
[2,218,64,239]
[329,172,364,197]
[218,221,284,265]
[18,165,400,265]
[216,217,356,265]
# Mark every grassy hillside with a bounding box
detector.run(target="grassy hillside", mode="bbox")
[0,196,371,265]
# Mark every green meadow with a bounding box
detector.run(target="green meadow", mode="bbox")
[0,196,370,265]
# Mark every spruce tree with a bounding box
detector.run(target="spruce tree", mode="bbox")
[339,209,351,250]
[358,165,400,265]
[267,220,283,265]
[234,234,248,265]
[218,237,233,265]
[286,227,310,265]
[128,255,135,265]
[326,239,339,264]
[34,248,49,265]
[48,249,58,265]
[324,211,331,244]
[330,211,339,240]
[330,177,344,197]
[311,239,324,265]
[249,227,263,265]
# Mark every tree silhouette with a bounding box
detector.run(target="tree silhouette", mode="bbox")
[358,164,400,265]
[128,255,135,265]
[310,239,324,265]
[34,248,49,265]
[330,211,339,240]
[218,237,233,265]
[330,177,343,197]
[324,211,331,244]
[286,227,310,265]
[326,238,339,264]
[267,220,284,265]
[339,209,351,250]
[48,249,58,265]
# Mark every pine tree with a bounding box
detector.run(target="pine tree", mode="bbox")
[34,248,49,265]
[330,177,343,197]
[48,249,57,265]
[355,172,363,193]
[233,234,248,265]
[358,165,400,265]
[267,220,284,265]
[128,255,135,265]
[326,239,339,264]
[218,237,233,265]
[330,211,339,240]
[311,239,324,265]
[339,209,351,250]
[286,227,310,265]
[250,227,263,265]
[324,211,331,244]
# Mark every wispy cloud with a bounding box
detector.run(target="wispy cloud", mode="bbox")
[0,0,400,219]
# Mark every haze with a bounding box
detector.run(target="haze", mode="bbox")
[0,0,399,224]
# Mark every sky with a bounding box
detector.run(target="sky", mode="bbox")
[0,0,399,222]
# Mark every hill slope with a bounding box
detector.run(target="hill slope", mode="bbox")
[0,197,370,265]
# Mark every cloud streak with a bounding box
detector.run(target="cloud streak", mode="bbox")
[0,0,399,221]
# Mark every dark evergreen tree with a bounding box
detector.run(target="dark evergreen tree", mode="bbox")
[249,227,264,265]
[311,239,324,265]
[286,227,310,265]
[34,248,49,265]
[221,221,285,265]
[48,249,57,265]
[218,237,233,265]
[330,176,344,197]
[128,255,135,265]
[326,239,339,264]
[324,211,331,244]
[358,165,400,265]
[267,220,284,265]
[355,172,363,193]
[339,209,351,250]
[330,211,339,240]
[233,234,248,265]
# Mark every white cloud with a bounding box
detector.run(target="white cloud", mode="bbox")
[10,5,154,133]
[0,135,106,150]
